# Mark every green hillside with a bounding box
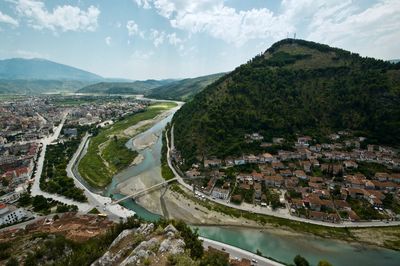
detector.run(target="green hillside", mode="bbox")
[147,73,225,101]
[172,39,400,165]
[77,80,173,94]
[0,79,94,94]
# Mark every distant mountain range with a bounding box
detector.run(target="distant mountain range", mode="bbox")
[78,73,225,100]
[0,80,95,94]
[0,58,221,98]
[389,59,400,64]
[0,58,103,80]
[173,39,400,164]
[0,58,104,94]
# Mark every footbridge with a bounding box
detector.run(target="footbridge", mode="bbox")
[112,177,178,204]
[111,175,205,204]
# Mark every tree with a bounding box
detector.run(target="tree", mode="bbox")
[1,179,9,187]
[5,257,18,266]
[32,195,49,212]
[318,260,333,266]
[18,193,31,207]
[200,250,229,266]
[174,220,204,259]
[294,255,310,266]
[24,252,37,266]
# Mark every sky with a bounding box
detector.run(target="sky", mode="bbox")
[0,0,399,80]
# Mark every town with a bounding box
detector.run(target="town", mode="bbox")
[179,132,400,224]
[0,95,148,227]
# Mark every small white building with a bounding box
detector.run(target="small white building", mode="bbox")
[234,157,245,165]
[0,204,31,226]
[211,188,230,200]
[0,191,21,204]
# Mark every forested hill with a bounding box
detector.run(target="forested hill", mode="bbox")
[146,73,225,101]
[172,39,400,165]
[77,80,172,94]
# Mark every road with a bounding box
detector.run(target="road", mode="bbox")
[30,112,134,220]
[30,112,92,212]
[166,126,193,192]
[167,126,400,228]
[66,133,135,220]
[200,237,284,266]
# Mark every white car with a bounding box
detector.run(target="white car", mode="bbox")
[251,258,258,263]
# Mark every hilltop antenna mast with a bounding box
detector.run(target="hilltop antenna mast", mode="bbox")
[294,33,296,39]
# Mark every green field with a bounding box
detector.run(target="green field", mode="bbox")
[0,94,26,101]
[78,102,177,188]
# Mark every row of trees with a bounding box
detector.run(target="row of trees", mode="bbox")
[18,193,78,214]
[40,140,87,202]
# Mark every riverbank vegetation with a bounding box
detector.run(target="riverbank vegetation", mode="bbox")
[78,102,177,188]
[161,123,175,181]
[102,136,138,171]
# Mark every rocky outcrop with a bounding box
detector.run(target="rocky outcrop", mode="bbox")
[120,237,159,266]
[163,224,178,235]
[91,223,187,266]
[135,223,155,236]
[159,238,185,254]
[109,229,135,249]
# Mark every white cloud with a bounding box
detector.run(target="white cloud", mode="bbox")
[133,0,400,55]
[178,45,197,57]
[134,0,152,9]
[166,32,182,46]
[0,11,19,27]
[105,36,112,46]
[134,0,291,46]
[15,49,48,59]
[126,20,139,36]
[150,29,165,47]
[131,50,154,60]
[306,1,400,44]
[15,0,100,32]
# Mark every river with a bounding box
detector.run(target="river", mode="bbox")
[195,226,400,266]
[102,106,172,221]
[100,103,400,266]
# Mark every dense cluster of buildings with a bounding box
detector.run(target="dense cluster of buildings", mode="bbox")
[182,132,400,223]
[0,95,148,227]
[67,96,148,126]
[0,97,63,143]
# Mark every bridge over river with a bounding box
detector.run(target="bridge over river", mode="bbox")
[111,175,205,204]
[111,177,178,204]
